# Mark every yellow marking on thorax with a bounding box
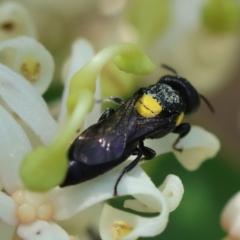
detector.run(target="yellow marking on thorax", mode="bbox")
[176,112,184,126]
[136,94,162,118]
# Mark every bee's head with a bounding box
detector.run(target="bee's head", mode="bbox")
[158,64,214,115]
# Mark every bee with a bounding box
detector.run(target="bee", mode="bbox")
[60,64,213,196]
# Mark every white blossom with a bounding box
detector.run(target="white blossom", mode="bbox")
[0,36,220,240]
[0,2,37,42]
[221,192,240,240]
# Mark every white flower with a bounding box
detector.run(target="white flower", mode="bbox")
[145,125,220,171]
[0,36,54,94]
[0,101,184,240]
[0,36,159,239]
[0,36,220,240]
[0,36,67,239]
[0,2,37,42]
[221,192,240,240]
[0,105,70,240]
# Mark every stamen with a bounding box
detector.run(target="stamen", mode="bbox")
[20,56,41,82]
[112,220,133,239]
[1,21,14,31]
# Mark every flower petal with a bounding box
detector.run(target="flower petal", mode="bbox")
[124,174,184,213]
[48,163,171,239]
[158,174,184,212]
[145,125,220,170]
[100,198,168,240]
[62,39,95,85]
[47,164,150,218]
[221,192,240,240]
[57,203,102,236]
[59,38,95,123]
[0,63,58,145]
[0,106,32,194]
[0,2,37,42]
[173,126,220,170]
[18,220,69,240]
[0,36,54,94]
[0,191,18,226]
[100,204,138,240]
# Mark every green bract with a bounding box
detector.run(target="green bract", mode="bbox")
[69,42,155,113]
[113,44,155,75]
[20,146,68,191]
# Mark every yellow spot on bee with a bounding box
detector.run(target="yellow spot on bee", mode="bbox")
[112,220,133,239]
[20,56,41,82]
[176,112,184,126]
[136,94,162,118]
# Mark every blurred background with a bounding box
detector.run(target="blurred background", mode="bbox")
[0,0,240,239]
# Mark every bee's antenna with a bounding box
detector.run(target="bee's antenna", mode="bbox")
[161,64,178,76]
[200,94,215,113]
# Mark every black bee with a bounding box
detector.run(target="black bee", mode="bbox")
[61,64,213,196]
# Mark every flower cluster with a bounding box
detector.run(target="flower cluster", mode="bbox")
[0,1,226,239]
[0,35,220,240]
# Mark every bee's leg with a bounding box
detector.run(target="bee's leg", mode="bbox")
[96,96,125,105]
[139,140,156,160]
[114,148,142,197]
[98,108,115,122]
[172,123,191,152]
